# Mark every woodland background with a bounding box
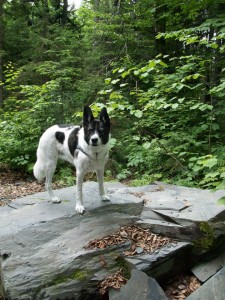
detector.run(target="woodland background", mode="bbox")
[1,0,225,189]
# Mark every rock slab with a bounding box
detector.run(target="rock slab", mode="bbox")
[109,269,168,300]
[0,182,143,299]
[1,181,225,299]
[186,267,225,300]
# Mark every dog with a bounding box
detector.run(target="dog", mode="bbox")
[33,106,111,214]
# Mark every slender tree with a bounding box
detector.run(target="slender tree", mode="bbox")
[62,0,68,25]
[0,0,3,108]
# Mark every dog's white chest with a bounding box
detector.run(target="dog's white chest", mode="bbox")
[75,152,108,173]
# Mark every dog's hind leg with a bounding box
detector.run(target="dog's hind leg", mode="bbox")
[75,170,85,214]
[96,169,110,201]
[45,162,61,203]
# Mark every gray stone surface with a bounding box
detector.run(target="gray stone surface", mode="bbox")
[186,267,225,300]
[191,251,225,282]
[139,182,225,224]
[129,182,225,241]
[125,241,192,280]
[109,269,168,300]
[0,181,143,300]
[0,181,225,299]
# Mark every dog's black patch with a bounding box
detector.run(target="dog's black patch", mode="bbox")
[98,120,111,145]
[55,132,65,144]
[68,127,80,156]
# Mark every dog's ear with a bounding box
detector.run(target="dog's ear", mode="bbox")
[83,106,94,123]
[100,107,110,126]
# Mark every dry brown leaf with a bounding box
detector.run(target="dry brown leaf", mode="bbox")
[85,225,173,257]
[99,269,127,295]
[164,274,201,300]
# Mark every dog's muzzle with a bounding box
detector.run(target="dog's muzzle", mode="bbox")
[91,137,99,146]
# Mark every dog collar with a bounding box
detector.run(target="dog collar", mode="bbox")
[77,145,91,158]
[77,145,108,160]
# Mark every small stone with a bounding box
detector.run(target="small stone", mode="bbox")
[136,247,144,254]
[120,230,128,238]
[178,284,186,290]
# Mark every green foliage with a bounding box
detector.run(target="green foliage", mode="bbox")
[0,64,65,170]
[96,32,225,187]
[55,166,75,186]
[1,0,225,192]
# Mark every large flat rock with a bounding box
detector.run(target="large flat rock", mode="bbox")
[1,181,225,299]
[0,181,143,299]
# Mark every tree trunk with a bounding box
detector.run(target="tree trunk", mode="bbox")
[0,258,5,299]
[154,1,167,55]
[62,0,68,26]
[0,0,3,108]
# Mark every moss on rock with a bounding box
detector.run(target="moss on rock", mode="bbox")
[193,221,215,252]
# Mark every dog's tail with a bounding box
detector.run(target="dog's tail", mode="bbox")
[33,159,46,181]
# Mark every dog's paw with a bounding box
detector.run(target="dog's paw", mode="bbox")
[101,194,110,202]
[52,197,61,203]
[75,204,85,214]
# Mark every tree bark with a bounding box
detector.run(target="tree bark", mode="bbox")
[0,258,5,299]
[154,1,167,55]
[0,0,3,108]
[62,0,68,26]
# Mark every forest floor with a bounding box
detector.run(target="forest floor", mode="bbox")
[0,167,201,299]
[0,167,66,206]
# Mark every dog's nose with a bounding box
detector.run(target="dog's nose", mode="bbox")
[91,138,98,144]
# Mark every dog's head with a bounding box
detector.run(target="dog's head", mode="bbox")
[83,106,110,147]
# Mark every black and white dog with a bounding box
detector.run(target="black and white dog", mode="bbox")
[33,106,111,214]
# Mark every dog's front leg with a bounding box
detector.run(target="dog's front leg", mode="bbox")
[96,169,110,201]
[76,170,85,214]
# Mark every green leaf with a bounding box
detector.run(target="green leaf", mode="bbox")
[134,110,143,118]
[205,172,220,178]
[105,78,111,84]
[148,61,156,68]
[172,103,179,109]
[143,142,151,149]
[118,104,125,110]
[203,158,218,168]
[121,71,129,78]
[140,72,149,78]
[217,197,225,205]
[112,68,119,74]
[118,68,125,73]
[111,79,120,84]
[193,73,201,79]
